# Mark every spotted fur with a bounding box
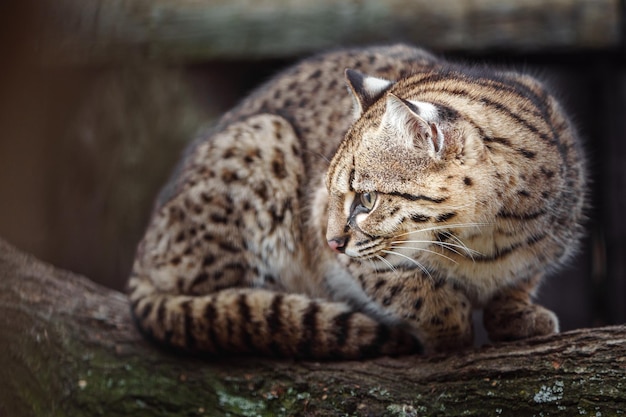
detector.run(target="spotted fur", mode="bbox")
[128,44,586,357]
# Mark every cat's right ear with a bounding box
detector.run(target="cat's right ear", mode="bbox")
[345,69,394,118]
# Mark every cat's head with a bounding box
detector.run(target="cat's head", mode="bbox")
[324,69,500,266]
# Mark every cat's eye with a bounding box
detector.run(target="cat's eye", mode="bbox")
[359,192,377,210]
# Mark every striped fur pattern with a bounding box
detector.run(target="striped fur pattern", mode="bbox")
[128,45,586,358]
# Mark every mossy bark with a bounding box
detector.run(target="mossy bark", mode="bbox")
[1,237,624,417]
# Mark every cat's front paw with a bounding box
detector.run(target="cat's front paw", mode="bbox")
[483,303,559,342]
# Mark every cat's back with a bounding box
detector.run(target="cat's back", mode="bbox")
[218,45,439,160]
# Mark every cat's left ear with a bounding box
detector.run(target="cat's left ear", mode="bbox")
[345,69,394,118]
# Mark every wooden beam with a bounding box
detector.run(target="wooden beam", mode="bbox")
[39,0,621,65]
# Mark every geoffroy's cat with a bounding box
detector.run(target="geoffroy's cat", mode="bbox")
[128,44,587,358]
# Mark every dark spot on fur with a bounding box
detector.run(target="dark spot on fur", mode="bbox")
[210,213,228,224]
[464,177,473,186]
[310,69,322,79]
[437,105,460,121]
[541,167,555,179]
[389,285,402,297]
[272,149,288,179]
[223,148,236,159]
[433,278,445,289]
[219,241,240,253]
[192,272,209,287]
[221,169,238,182]
[430,316,444,326]
[390,192,447,204]
[411,213,430,223]
[200,193,211,204]
[519,148,536,159]
[436,212,457,222]
[254,182,268,200]
[202,254,215,266]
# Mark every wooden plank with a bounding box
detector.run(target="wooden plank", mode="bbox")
[41,0,621,64]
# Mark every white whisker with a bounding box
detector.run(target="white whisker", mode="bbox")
[303,148,331,164]
[394,241,464,257]
[375,255,397,273]
[390,245,458,264]
[392,239,483,258]
[440,231,480,261]
[392,240,461,257]
[393,222,490,239]
[381,249,432,279]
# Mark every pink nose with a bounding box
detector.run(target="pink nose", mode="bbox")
[327,236,348,253]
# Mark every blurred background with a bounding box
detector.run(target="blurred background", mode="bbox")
[0,0,624,336]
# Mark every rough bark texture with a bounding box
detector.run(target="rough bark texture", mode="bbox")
[41,0,621,64]
[0,236,624,417]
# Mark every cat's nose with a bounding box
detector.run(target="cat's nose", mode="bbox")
[327,236,349,253]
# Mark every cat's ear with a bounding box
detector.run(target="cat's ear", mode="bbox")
[345,69,394,118]
[382,94,444,157]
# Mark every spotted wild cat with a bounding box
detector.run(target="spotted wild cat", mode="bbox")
[128,44,587,358]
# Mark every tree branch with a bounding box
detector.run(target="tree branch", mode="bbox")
[1,236,624,416]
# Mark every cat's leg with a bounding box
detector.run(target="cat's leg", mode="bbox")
[482,274,559,342]
[355,269,474,353]
[406,277,474,352]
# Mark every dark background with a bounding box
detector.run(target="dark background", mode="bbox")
[0,0,624,338]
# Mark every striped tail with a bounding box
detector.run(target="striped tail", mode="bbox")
[129,283,422,359]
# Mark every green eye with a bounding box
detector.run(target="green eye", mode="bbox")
[359,192,377,210]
